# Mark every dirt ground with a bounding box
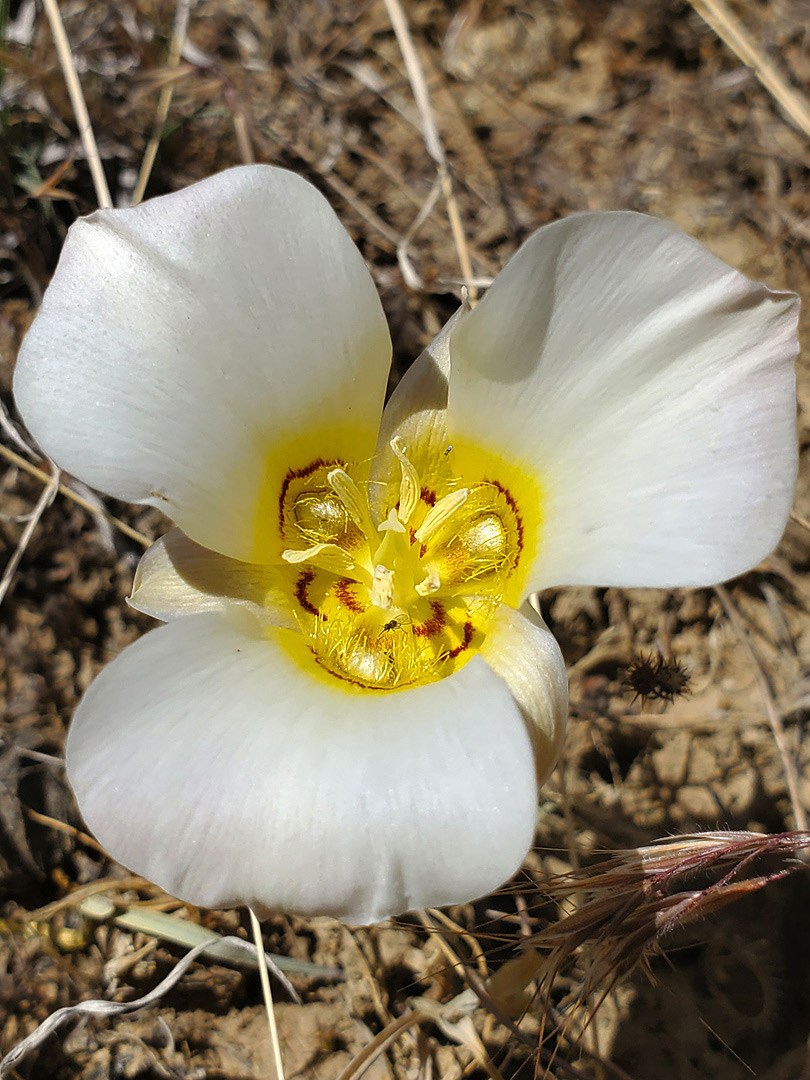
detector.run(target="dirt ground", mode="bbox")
[2,0,810,1077]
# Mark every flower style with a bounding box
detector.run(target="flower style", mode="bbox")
[14,166,798,924]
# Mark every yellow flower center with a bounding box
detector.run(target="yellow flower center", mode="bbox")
[277,438,529,691]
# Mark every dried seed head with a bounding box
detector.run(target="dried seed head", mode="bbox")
[623,651,690,704]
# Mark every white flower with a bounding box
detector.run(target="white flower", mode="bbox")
[13,166,798,924]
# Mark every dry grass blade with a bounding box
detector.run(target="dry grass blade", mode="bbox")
[26,876,157,922]
[228,89,255,165]
[715,583,807,830]
[0,442,150,547]
[397,176,442,290]
[133,0,195,206]
[40,0,112,208]
[428,907,489,978]
[0,397,36,457]
[249,907,286,1080]
[335,1011,424,1080]
[23,807,107,855]
[382,0,477,300]
[688,0,810,141]
[0,458,59,607]
[416,909,469,978]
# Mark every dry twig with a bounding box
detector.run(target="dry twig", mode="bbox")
[26,876,157,922]
[23,807,107,855]
[428,907,489,979]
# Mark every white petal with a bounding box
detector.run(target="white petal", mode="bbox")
[14,166,392,562]
[480,602,567,784]
[447,212,799,588]
[129,528,295,628]
[66,611,540,924]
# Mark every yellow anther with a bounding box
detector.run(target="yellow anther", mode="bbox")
[371,565,395,609]
[282,543,355,575]
[414,488,470,545]
[390,437,420,525]
[292,490,347,543]
[415,568,441,596]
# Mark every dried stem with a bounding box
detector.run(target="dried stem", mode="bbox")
[790,509,810,534]
[335,1011,423,1080]
[382,0,477,300]
[249,907,286,1080]
[688,0,810,140]
[40,0,112,208]
[0,458,59,607]
[715,583,807,830]
[133,0,194,205]
[0,442,150,547]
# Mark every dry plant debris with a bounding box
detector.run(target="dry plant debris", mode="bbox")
[2,0,810,1078]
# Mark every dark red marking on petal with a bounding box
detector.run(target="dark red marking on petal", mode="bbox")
[486,479,524,562]
[316,663,389,691]
[278,457,342,534]
[448,620,475,658]
[294,569,322,618]
[413,600,446,638]
[335,577,365,613]
[420,487,437,507]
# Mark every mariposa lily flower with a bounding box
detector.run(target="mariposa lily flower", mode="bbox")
[14,166,798,924]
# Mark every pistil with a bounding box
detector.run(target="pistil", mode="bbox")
[371,509,416,608]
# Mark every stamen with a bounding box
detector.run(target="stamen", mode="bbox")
[371,565,395,609]
[282,543,355,575]
[415,568,441,596]
[390,437,420,525]
[414,488,470,544]
[327,468,377,540]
